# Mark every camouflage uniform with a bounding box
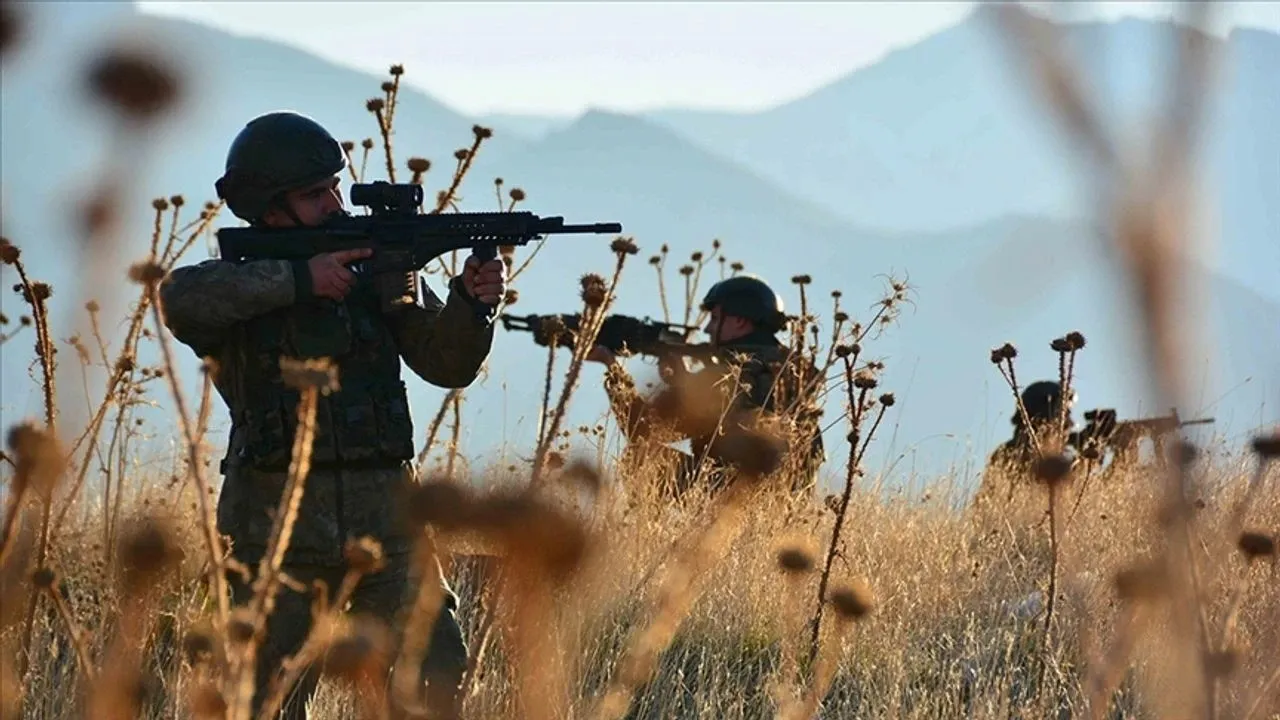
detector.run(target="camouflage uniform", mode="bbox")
[160,111,495,719]
[974,380,1076,513]
[602,276,825,499]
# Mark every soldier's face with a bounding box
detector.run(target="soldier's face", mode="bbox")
[703,307,752,345]
[263,175,345,227]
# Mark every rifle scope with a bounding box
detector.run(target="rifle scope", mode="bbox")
[350,181,422,214]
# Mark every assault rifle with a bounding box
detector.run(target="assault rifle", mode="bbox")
[499,312,712,360]
[216,181,623,318]
[1070,407,1215,466]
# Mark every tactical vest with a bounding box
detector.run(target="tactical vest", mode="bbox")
[229,278,416,471]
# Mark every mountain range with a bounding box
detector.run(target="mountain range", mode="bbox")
[2,1,1276,491]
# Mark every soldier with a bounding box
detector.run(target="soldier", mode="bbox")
[974,380,1077,512]
[586,274,825,499]
[158,111,505,719]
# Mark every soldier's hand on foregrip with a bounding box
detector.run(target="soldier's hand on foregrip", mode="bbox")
[462,255,506,306]
[309,248,372,301]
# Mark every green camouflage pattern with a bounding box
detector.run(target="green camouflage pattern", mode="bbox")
[159,258,494,564]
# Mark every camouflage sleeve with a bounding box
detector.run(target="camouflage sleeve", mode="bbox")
[158,258,307,355]
[385,274,495,389]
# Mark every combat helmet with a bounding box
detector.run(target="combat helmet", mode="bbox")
[699,274,786,333]
[1017,380,1075,424]
[214,111,347,222]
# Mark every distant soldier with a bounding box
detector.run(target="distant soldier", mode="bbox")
[974,380,1077,511]
[585,274,825,499]
[159,111,506,719]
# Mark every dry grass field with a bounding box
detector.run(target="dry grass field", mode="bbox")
[1,3,1278,719]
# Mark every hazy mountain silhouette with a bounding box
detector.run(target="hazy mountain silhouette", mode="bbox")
[1,3,1274,493]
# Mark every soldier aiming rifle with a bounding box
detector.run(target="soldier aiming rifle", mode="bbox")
[574,274,826,500]
[499,312,708,362]
[1070,407,1215,468]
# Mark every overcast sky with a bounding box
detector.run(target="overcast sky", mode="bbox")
[135,2,1280,116]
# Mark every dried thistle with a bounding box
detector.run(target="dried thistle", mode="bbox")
[1035,453,1074,485]
[151,197,170,212]
[30,566,56,590]
[878,392,896,407]
[117,515,181,594]
[1251,432,1280,459]
[453,148,470,161]
[580,273,608,308]
[1237,532,1275,560]
[85,45,182,122]
[827,580,874,620]
[341,140,355,152]
[0,2,20,57]
[611,237,639,256]
[407,157,430,173]
[1051,337,1071,353]
[1066,330,1086,349]
[0,237,18,265]
[473,124,493,140]
[777,546,815,574]
[361,138,374,150]
[730,262,744,272]
[509,188,526,202]
[389,64,404,76]
[852,371,878,390]
[791,274,812,285]
[504,288,519,306]
[84,299,99,313]
[6,420,64,498]
[127,261,165,285]
[679,265,694,277]
[365,97,385,113]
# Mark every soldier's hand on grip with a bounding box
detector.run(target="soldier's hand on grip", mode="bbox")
[309,248,372,301]
[463,254,506,305]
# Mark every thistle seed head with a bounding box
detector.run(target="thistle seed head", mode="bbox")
[1034,454,1073,485]
[406,157,430,173]
[151,197,169,212]
[0,237,19,265]
[365,97,385,113]
[85,45,182,122]
[611,237,639,256]
[1251,432,1280,459]
[509,188,526,202]
[879,392,896,407]
[118,515,182,594]
[128,262,165,286]
[1237,532,1275,561]
[389,64,404,76]
[31,567,57,590]
[853,371,878,390]
[361,138,374,150]
[473,124,493,140]
[776,545,815,574]
[1051,337,1071,353]
[828,580,874,620]
[341,140,355,152]
[380,81,394,93]
[1066,331,1086,350]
